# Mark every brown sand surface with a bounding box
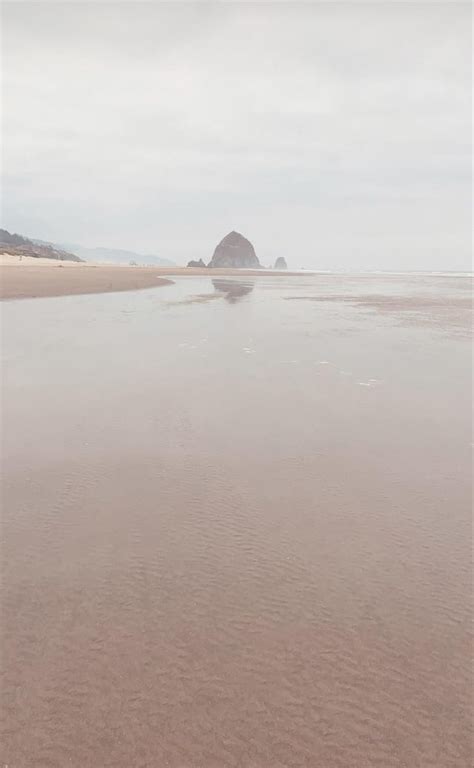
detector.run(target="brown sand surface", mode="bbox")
[0,256,302,300]
[0,263,174,299]
[1,273,472,767]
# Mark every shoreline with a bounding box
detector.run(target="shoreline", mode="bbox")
[0,258,303,300]
[4,257,467,302]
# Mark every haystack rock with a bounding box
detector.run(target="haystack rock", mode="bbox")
[208,231,260,269]
[274,257,288,270]
[187,259,207,268]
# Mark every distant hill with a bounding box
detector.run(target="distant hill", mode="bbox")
[0,229,83,262]
[6,231,175,267]
[45,242,176,267]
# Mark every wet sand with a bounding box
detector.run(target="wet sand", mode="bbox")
[1,274,472,767]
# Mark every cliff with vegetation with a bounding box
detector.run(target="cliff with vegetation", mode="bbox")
[0,229,83,262]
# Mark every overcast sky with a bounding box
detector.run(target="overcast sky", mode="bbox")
[2,1,471,269]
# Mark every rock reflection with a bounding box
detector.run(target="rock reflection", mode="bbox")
[212,279,254,303]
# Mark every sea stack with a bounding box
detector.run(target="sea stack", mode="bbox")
[274,257,288,270]
[208,231,260,269]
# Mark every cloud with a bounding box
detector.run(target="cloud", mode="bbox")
[2,1,471,269]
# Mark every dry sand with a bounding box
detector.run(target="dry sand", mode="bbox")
[0,255,173,299]
[0,253,299,300]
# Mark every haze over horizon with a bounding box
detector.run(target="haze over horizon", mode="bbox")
[2,1,471,270]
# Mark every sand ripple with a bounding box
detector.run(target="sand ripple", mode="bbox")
[1,274,471,767]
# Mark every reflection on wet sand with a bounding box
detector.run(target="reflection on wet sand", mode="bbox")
[168,279,255,306]
[212,278,254,303]
[284,290,473,336]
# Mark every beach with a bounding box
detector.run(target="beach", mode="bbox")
[0,254,297,300]
[1,272,472,767]
[0,255,174,299]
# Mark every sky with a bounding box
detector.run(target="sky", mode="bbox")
[1,1,471,269]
